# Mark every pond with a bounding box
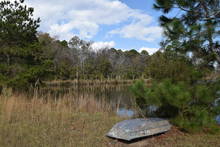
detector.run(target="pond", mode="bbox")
[40,84,220,123]
[216,115,220,125]
[41,84,136,117]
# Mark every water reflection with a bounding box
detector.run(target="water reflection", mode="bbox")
[216,115,220,125]
[117,108,135,117]
[41,84,136,117]
[39,85,220,121]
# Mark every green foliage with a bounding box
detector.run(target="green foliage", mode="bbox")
[154,0,220,68]
[0,0,40,47]
[0,43,54,90]
[8,61,53,89]
[131,79,219,133]
[130,80,149,109]
[145,51,204,83]
[95,56,112,79]
[132,0,220,133]
[0,1,54,90]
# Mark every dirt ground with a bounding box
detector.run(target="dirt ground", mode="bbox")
[106,127,220,147]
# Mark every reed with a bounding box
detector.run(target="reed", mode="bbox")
[0,92,122,147]
[0,91,219,147]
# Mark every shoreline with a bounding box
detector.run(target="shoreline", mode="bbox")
[44,79,151,87]
[0,94,219,146]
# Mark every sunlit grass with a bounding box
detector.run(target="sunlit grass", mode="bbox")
[0,93,122,147]
[0,92,219,147]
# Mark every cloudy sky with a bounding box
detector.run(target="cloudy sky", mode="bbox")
[23,0,164,54]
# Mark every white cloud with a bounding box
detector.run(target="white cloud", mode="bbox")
[109,25,162,42]
[7,0,162,42]
[139,47,159,55]
[18,0,162,42]
[91,41,115,51]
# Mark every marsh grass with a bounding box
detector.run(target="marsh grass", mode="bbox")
[0,91,219,147]
[0,93,122,147]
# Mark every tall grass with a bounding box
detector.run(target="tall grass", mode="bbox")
[0,92,122,147]
[0,90,219,147]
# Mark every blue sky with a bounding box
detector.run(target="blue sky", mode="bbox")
[24,0,164,54]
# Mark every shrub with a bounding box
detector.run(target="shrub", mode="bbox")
[131,79,219,133]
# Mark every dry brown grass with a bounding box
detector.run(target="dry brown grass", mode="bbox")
[0,93,122,147]
[0,92,219,147]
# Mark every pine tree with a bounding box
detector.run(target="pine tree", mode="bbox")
[0,0,52,90]
[0,0,40,47]
[154,0,220,69]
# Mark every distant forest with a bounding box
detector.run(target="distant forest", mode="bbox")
[0,0,219,90]
[35,33,150,80]
[0,0,162,89]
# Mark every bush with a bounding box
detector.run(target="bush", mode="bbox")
[131,79,219,133]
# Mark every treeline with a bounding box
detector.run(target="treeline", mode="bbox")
[1,0,219,91]
[0,23,151,89]
[37,34,149,80]
[0,0,152,90]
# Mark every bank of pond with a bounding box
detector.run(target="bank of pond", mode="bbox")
[0,92,219,147]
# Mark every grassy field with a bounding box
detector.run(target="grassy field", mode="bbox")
[0,92,123,147]
[0,92,219,147]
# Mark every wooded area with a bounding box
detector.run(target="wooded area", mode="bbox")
[0,0,220,136]
[0,0,219,90]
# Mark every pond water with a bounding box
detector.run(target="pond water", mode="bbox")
[40,84,220,123]
[216,115,220,125]
[41,84,136,117]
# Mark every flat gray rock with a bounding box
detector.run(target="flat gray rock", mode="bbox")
[107,118,171,141]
